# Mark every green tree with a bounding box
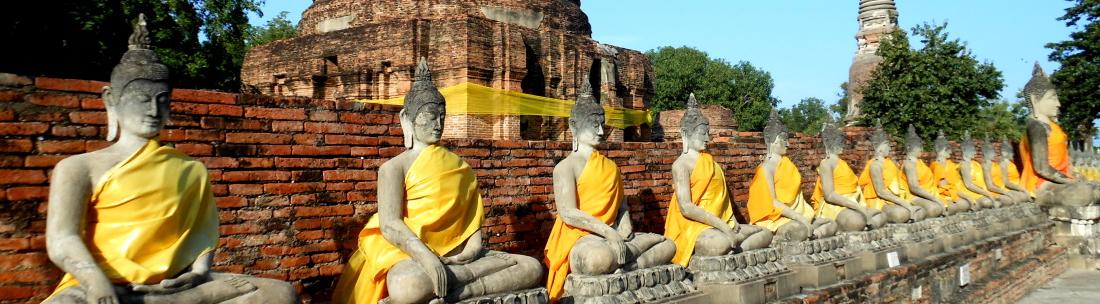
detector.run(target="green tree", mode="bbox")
[833,82,849,119]
[1048,0,1100,141]
[0,0,262,91]
[859,22,1004,141]
[248,11,297,48]
[974,100,1028,140]
[779,97,832,135]
[646,46,779,131]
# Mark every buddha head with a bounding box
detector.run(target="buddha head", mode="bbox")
[821,116,845,156]
[680,93,709,154]
[934,130,950,161]
[982,135,998,163]
[1000,136,1014,161]
[1024,63,1060,122]
[568,78,605,151]
[871,119,890,158]
[905,124,922,158]
[400,57,446,149]
[960,131,976,161]
[763,108,788,156]
[103,14,171,142]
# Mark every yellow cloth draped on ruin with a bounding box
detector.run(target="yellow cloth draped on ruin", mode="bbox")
[811,159,861,221]
[747,156,814,232]
[544,151,623,301]
[858,159,910,210]
[665,152,736,266]
[332,145,485,304]
[931,160,961,204]
[357,82,652,129]
[1020,121,1072,195]
[51,140,219,297]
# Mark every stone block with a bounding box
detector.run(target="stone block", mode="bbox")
[696,280,764,304]
[776,235,861,291]
[454,288,549,304]
[562,264,703,304]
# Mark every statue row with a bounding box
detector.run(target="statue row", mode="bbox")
[43,15,1093,304]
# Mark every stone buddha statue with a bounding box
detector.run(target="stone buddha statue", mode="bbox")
[543,79,676,301]
[958,131,1000,209]
[901,125,947,218]
[811,117,886,232]
[1019,63,1100,207]
[44,14,296,304]
[748,110,837,242]
[332,58,543,304]
[999,136,1030,198]
[982,137,1029,205]
[857,121,927,223]
[664,94,773,266]
[930,130,974,214]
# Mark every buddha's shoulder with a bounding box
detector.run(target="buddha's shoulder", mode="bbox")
[380,150,418,173]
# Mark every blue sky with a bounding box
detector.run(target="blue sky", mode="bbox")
[252,1,1078,108]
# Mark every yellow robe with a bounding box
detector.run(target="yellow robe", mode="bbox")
[332,145,484,304]
[931,160,961,204]
[811,159,861,221]
[1020,121,1071,195]
[51,140,219,297]
[664,152,736,266]
[748,156,813,232]
[858,159,910,210]
[991,162,1007,190]
[1005,162,1022,188]
[958,160,989,198]
[913,160,937,198]
[544,151,623,301]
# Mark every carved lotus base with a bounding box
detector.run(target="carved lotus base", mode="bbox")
[562,264,704,304]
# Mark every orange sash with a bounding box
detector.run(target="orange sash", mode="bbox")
[1020,121,1071,194]
[664,153,735,266]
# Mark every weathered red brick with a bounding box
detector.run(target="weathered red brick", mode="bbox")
[309,110,338,122]
[0,91,26,102]
[34,77,107,93]
[6,186,48,201]
[323,170,376,181]
[244,107,306,120]
[264,183,326,195]
[216,196,248,208]
[272,121,304,132]
[37,140,85,153]
[170,102,209,115]
[171,88,237,104]
[291,145,349,156]
[0,122,49,135]
[185,129,224,141]
[0,287,37,300]
[51,126,99,137]
[29,92,79,108]
[222,170,291,182]
[226,132,292,144]
[0,170,47,185]
[293,205,354,217]
[0,108,14,121]
[80,97,104,109]
[68,111,107,125]
[208,104,244,116]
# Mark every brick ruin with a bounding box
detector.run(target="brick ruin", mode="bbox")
[845,0,898,122]
[241,0,654,142]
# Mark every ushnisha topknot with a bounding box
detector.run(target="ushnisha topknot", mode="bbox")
[763,108,787,145]
[905,124,922,153]
[821,115,844,154]
[680,93,709,134]
[934,129,949,153]
[110,13,169,89]
[403,57,447,120]
[570,76,605,129]
[960,130,976,157]
[1024,62,1056,107]
[870,119,889,149]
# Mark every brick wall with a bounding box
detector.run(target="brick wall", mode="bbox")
[0,75,1014,303]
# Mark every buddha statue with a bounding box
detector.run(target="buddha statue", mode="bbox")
[901,125,947,218]
[543,79,676,301]
[958,131,1000,209]
[930,130,974,214]
[999,136,1030,198]
[332,58,543,304]
[748,110,838,242]
[982,137,1029,205]
[44,14,296,304]
[857,121,927,223]
[664,94,773,266]
[811,117,886,232]
[1019,63,1100,207]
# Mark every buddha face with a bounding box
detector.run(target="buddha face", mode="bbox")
[407,103,445,145]
[1033,90,1061,120]
[573,113,605,148]
[106,79,171,140]
[769,135,788,156]
[875,141,891,157]
[683,123,710,152]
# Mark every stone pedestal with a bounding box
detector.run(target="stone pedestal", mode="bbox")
[455,288,549,304]
[841,228,904,274]
[687,248,796,304]
[562,264,705,304]
[1048,204,1100,270]
[777,235,860,292]
[889,221,941,261]
[937,215,971,252]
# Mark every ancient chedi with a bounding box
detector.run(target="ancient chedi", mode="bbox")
[241,0,653,141]
[845,0,898,123]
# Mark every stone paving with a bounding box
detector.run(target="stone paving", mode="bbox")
[1018,269,1100,304]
